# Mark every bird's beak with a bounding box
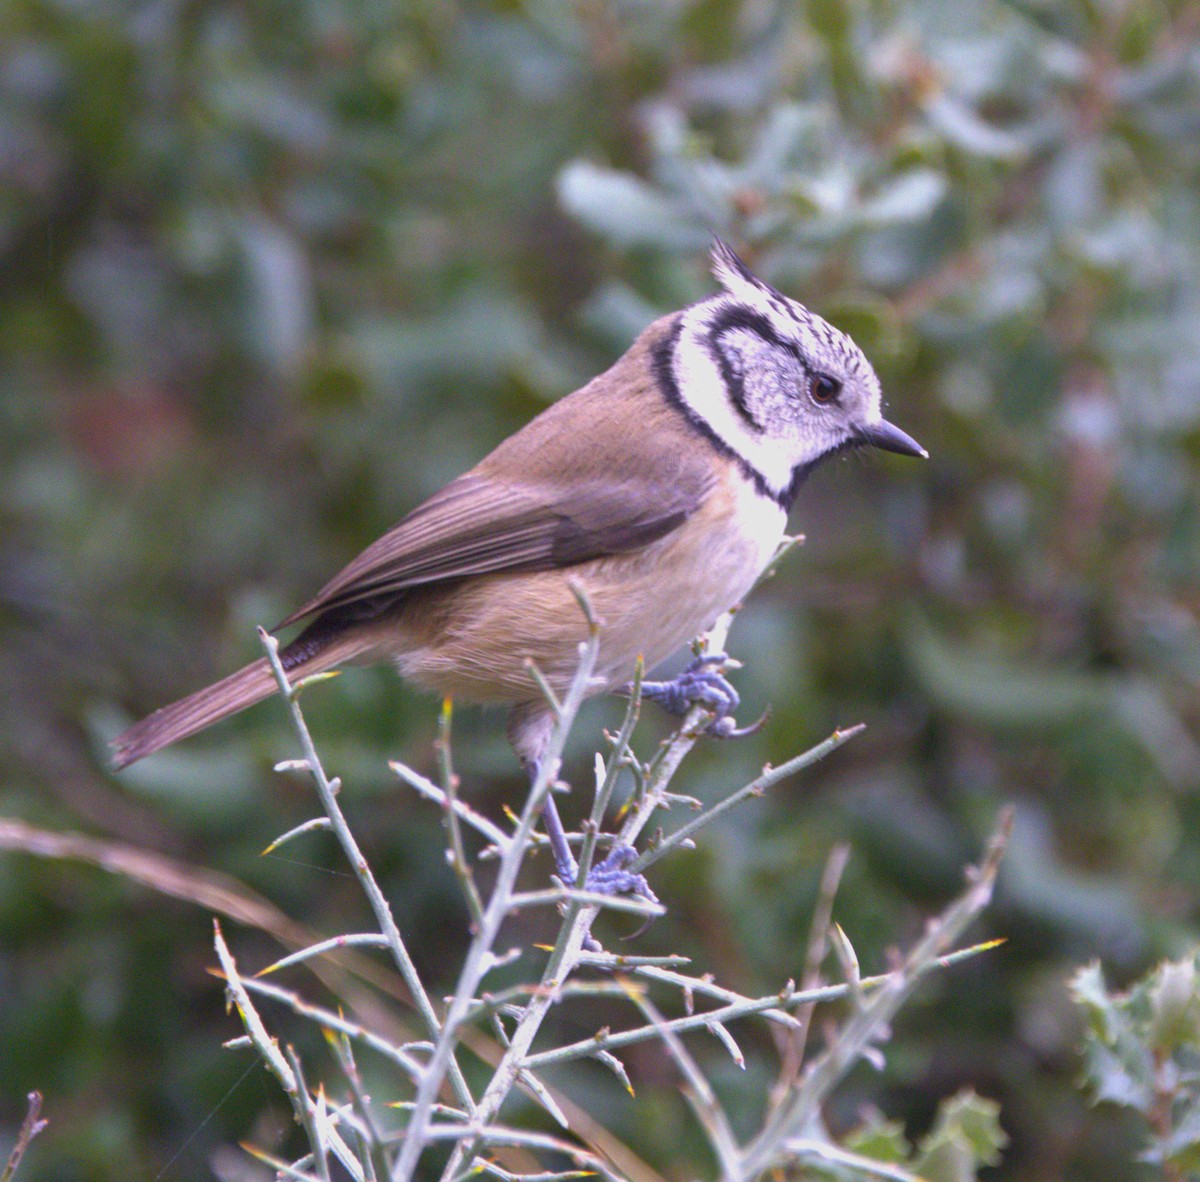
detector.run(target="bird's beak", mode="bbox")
[856,419,928,459]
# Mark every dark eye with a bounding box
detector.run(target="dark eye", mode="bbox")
[809,373,842,405]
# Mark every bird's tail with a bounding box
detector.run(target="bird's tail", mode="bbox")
[109,631,369,771]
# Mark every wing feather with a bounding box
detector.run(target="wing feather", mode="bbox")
[277,316,712,630]
[276,468,712,629]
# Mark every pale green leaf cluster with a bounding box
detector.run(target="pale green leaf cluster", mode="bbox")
[1073,954,1200,1173]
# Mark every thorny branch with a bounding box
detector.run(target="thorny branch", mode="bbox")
[204,570,1008,1182]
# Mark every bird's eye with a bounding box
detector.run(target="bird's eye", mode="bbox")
[809,374,842,405]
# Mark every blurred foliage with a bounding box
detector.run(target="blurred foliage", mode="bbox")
[834,1089,1007,1182]
[1073,954,1200,1177]
[1,0,1199,1177]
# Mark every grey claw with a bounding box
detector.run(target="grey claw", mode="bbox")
[709,706,771,740]
[560,844,660,948]
[637,652,765,741]
[585,844,658,905]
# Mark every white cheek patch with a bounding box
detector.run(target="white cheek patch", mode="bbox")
[673,315,798,498]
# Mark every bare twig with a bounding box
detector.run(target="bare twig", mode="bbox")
[771,841,851,1108]
[627,990,741,1177]
[397,608,604,1182]
[635,725,865,872]
[170,577,1005,1182]
[436,699,485,928]
[735,810,1013,1180]
[1,1092,48,1182]
[259,628,474,1114]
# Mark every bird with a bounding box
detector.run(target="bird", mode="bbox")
[111,241,925,894]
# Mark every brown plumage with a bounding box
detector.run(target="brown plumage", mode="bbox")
[109,630,374,771]
[110,315,769,771]
[111,242,924,782]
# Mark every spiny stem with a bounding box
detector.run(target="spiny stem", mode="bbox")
[258,629,474,1113]
[437,699,484,928]
[401,617,603,1182]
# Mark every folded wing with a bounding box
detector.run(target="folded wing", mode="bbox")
[276,465,714,629]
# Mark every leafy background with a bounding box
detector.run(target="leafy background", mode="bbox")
[2,0,1199,1177]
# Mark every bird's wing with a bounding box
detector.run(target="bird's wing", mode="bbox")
[275,466,713,628]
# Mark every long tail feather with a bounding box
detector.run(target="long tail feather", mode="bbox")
[109,632,368,771]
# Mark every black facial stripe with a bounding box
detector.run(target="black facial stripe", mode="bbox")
[708,334,758,433]
[705,304,811,432]
[650,316,785,508]
[708,304,804,364]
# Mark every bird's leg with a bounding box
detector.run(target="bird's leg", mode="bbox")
[538,788,580,887]
[636,652,768,738]
[511,705,658,948]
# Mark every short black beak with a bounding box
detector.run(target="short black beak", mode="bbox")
[855,419,927,459]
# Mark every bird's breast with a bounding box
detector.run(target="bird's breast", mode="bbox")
[383,467,787,704]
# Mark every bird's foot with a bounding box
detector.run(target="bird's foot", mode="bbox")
[554,842,658,906]
[637,653,768,739]
[550,840,659,951]
[541,795,658,950]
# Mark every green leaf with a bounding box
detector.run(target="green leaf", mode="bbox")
[924,93,1028,160]
[913,1090,1007,1182]
[556,161,710,249]
[857,169,947,227]
[904,614,1112,729]
[1070,962,1121,1042]
[1084,1040,1155,1112]
[1070,962,1157,1114]
[843,1112,911,1163]
[1157,1097,1200,1171]
[1148,958,1200,1053]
